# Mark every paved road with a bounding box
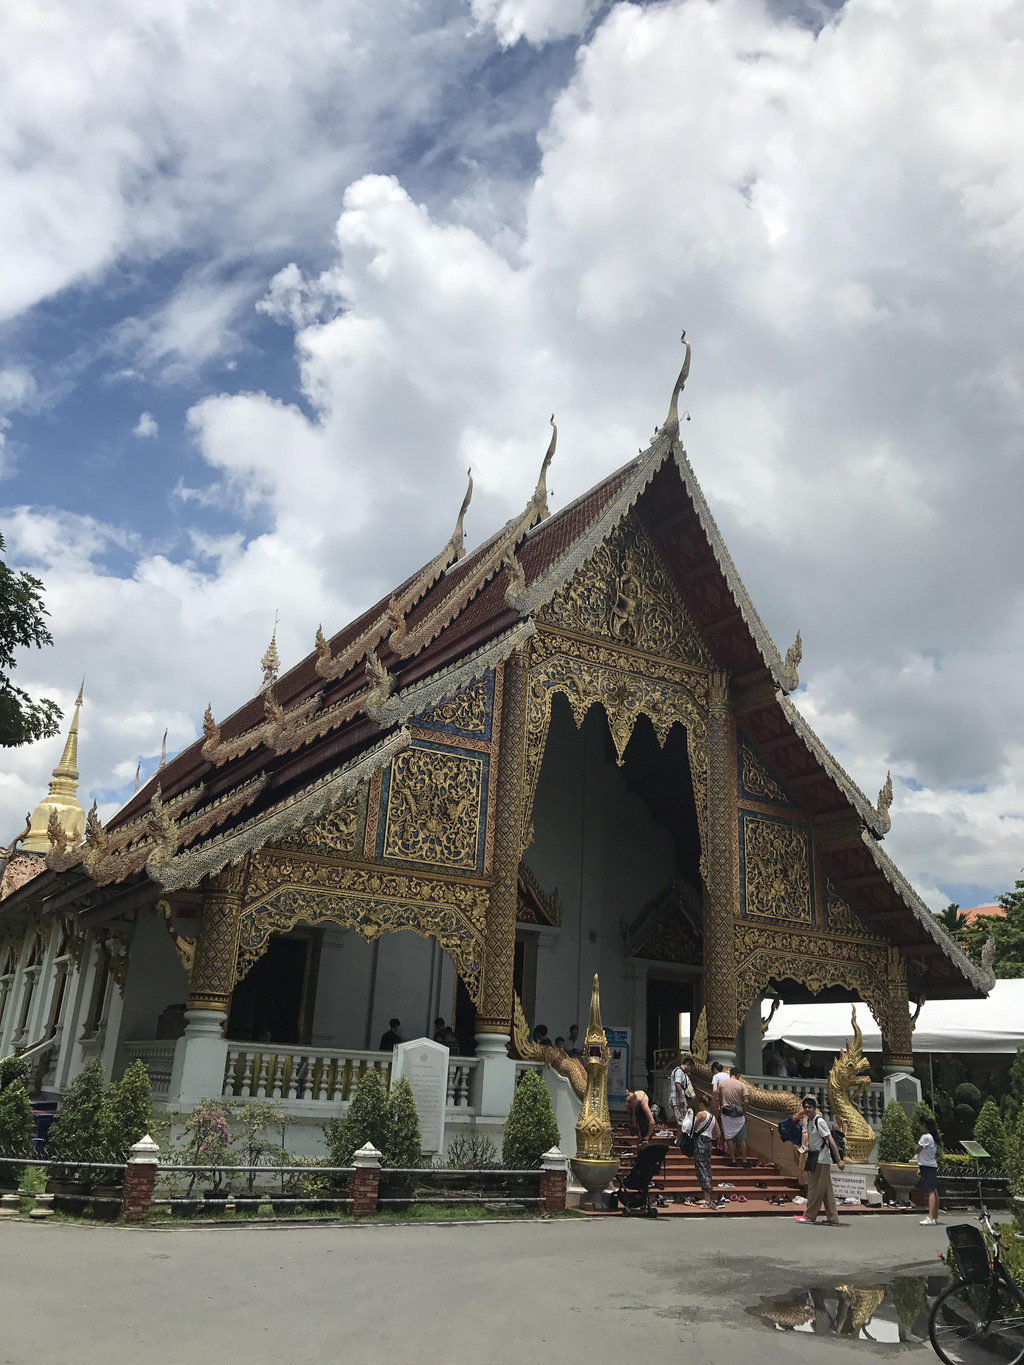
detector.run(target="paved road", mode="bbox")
[1,1215,946,1364]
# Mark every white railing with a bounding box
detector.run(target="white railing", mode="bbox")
[220,1044,480,1112]
[123,1040,177,1099]
[515,1060,544,1083]
[742,1074,885,1129]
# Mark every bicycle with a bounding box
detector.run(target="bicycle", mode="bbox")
[929,1198,1024,1364]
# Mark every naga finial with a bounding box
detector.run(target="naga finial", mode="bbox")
[530,416,556,521]
[158,728,168,771]
[46,807,69,856]
[452,467,473,560]
[365,647,395,707]
[261,611,280,691]
[503,547,527,604]
[877,771,893,823]
[133,762,141,795]
[982,935,996,975]
[761,995,782,1036]
[784,630,802,686]
[662,331,691,437]
[201,705,221,760]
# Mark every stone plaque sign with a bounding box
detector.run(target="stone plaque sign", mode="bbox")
[391,1037,449,1156]
[830,1171,867,1204]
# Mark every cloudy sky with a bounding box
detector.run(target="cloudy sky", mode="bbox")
[2,0,1021,911]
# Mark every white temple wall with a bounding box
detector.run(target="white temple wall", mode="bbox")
[115,909,186,1072]
[525,703,676,1044]
[310,926,456,1050]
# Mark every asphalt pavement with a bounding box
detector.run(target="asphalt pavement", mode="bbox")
[0,1213,947,1364]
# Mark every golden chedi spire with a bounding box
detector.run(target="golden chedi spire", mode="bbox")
[23,682,86,854]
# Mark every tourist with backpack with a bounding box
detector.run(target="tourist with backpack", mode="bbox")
[795,1094,845,1226]
[678,1103,720,1209]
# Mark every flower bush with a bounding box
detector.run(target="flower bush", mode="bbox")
[178,1099,235,1195]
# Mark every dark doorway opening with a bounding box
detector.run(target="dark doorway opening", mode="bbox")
[453,977,477,1058]
[645,977,694,1078]
[228,930,320,1045]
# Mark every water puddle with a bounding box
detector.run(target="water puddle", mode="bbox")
[747,1273,949,1346]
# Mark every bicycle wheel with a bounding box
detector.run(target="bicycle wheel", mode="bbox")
[929,1275,1024,1365]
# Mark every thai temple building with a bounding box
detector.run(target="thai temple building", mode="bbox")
[0,349,990,1152]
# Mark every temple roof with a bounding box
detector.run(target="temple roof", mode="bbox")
[2,400,989,999]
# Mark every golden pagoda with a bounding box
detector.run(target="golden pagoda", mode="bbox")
[22,684,85,854]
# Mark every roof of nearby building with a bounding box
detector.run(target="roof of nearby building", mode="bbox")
[0,365,991,1000]
[962,904,1006,925]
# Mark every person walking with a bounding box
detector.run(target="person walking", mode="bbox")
[795,1095,844,1226]
[716,1067,750,1165]
[916,1115,940,1225]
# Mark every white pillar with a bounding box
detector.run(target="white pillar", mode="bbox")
[169,1009,229,1106]
[737,997,764,1076]
[472,1032,517,1120]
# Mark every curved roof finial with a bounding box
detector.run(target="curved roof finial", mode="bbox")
[158,729,168,771]
[662,331,691,437]
[452,467,473,561]
[531,415,557,522]
[134,762,141,794]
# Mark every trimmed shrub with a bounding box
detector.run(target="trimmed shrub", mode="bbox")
[0,1055,29,1093]
[0,1081,33,1185]
[502,1069,559,1169]
[1002,1095,1020,1126]
[386,1078,422,1170]
[324,1068,391,1167]
[954,1103,977,1130]
[974,1099,1009,1167]
[47,1060,106,1168]
[939,1152,973,1171]
[101,1059,153,1164]
[954,1082,983,1110]
[877,1099,917,1164]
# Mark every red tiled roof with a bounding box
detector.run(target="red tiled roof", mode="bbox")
[962,904,1005,924]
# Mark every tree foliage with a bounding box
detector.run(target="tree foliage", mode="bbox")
[323,1067,423,1168]
[0,1055,29,1093]
[960,881,1024,978]
[0,1081,33,1183]
[386,1078,422,1170]
[0,531,62,747]
[938,903,967,934]
[502,1070,559,1169]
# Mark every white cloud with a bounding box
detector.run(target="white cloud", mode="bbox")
[133,411,158,438]
[4,0,1024,909]
[470,0,599,47]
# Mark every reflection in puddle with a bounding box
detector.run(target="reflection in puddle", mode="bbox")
[747,1274,949,1346]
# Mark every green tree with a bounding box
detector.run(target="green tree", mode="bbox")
[100,1059,153,1163]
[47,1060,106,1167]
[974,1098,1009,1167]
[961,880,1024,978]
[0,532,62,746]
[938,903,967,935]
[502,1070,559,1169]
[877,1099,917,1164]
[323,1067,391,1167]
[0,1080,33,1185]
[386,1078,422,1170]
[0,1055,29,1093]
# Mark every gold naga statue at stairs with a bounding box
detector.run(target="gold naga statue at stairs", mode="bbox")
[826,1007,877,1163]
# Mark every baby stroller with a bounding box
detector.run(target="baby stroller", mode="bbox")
[610,1143,670,1217]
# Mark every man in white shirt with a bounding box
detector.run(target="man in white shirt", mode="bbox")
[669,1058,695,1126]
[795,1095,845,1226]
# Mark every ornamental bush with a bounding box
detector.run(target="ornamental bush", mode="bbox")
[0,1055,29,1093]
[324,1067,391,1167]
[502,1069,559,1169]
[0,1080,33,1186]
[387,1078,422,1170]
[47,1060,106,1169]
[877,1099,917,1164]
[974,1098,1009,1167]
[101,1059,153,1164]
[954,1082,983,1110]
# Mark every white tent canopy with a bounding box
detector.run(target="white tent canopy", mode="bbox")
[762,980,1024,1056]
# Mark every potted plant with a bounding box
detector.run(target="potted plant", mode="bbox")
[90,1059,154,1219]
[877,1099,919,1204]
[46,1059,106,1212]
[0,1076,33,1194]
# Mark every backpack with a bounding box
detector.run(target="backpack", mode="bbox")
[831,1126,847,1160]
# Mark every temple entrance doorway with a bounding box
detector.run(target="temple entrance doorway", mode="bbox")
[646,976,694,1075]
[228,929,320,1046]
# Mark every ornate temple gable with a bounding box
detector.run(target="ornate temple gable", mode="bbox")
[737,735,794,807]
[738,812,815,926]
[537,514,713,668]
[624,882,703,965]
[275,789,366,859]
[241,849,487,1002]
[413,670,493,743]
[517,862,562,927]
[824,877,883,942]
